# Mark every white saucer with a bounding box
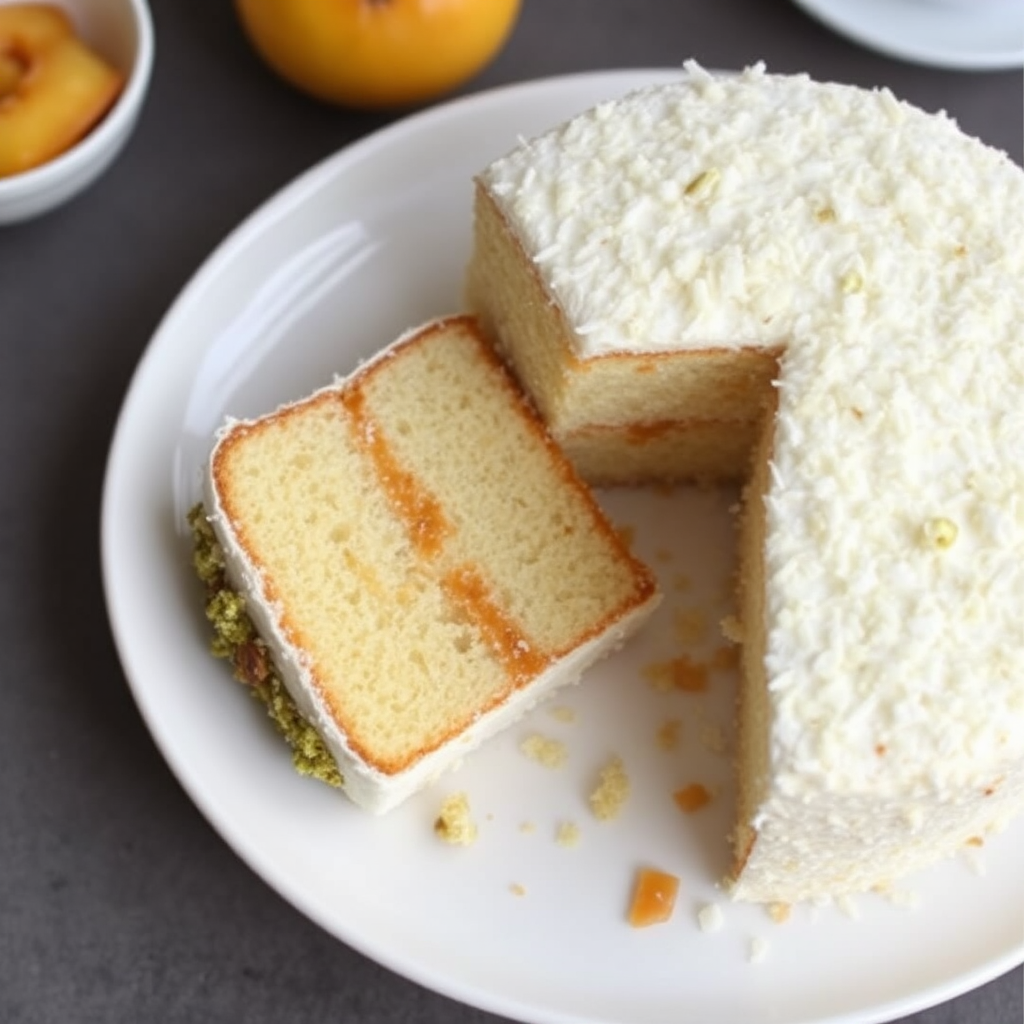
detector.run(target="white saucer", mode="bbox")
[791,0,1024,70]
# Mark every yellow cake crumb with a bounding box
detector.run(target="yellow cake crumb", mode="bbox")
[589,756,630,821]
[655,719,683,751]
[510,882,526,896]
[520,734,568,768]
[556,821,581,847]
[434,792,478,846]
[548,705,577,724]
[767,902,791,924]
[519,820,536,834]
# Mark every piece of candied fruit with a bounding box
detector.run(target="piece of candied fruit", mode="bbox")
[627,867,680,927]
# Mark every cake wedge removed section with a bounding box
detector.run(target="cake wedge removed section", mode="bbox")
[203,315,659,813]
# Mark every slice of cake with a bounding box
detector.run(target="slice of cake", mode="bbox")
[467,64,1024,902]
[201,315,659,814]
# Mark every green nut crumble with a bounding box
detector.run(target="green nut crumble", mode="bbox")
[187,504,343,788]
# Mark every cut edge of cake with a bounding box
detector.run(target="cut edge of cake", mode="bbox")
[200,315,661,814]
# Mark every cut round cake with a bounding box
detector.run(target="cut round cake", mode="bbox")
[466,64,1024,902]
[201,315,660,814]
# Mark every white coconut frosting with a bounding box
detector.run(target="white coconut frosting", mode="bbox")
[480,63,1024,899]
[483,63,1022,360]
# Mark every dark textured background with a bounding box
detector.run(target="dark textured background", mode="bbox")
[1,2,1021,1022]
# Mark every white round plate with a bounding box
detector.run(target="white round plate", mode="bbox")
[791,0,1024,70]
[102,69,1024,1024]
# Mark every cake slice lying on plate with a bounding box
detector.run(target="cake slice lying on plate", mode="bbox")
[197,314,659,814]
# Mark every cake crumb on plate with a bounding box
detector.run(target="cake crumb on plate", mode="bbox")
[589,756,630,820]
[697,903,724,933]
[520,734,568,768]
[434,792,478,846]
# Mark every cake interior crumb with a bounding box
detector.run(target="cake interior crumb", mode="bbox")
[589,756,630,820]
[434,792,478,846]
[520,734,569,768]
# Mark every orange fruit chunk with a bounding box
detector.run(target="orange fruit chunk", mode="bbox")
[673,782,713,813]
[627,867,680,928]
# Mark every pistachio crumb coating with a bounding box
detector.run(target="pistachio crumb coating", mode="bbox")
[187,504,343,787]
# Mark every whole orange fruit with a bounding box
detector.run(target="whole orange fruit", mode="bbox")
[234,0,522,109]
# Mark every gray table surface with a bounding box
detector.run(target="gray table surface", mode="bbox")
[1,1,1022,1022]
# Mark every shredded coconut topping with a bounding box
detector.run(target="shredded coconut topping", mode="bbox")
[481,64,1024,900]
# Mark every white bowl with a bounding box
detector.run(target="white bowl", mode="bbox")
[0,0,154,224]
